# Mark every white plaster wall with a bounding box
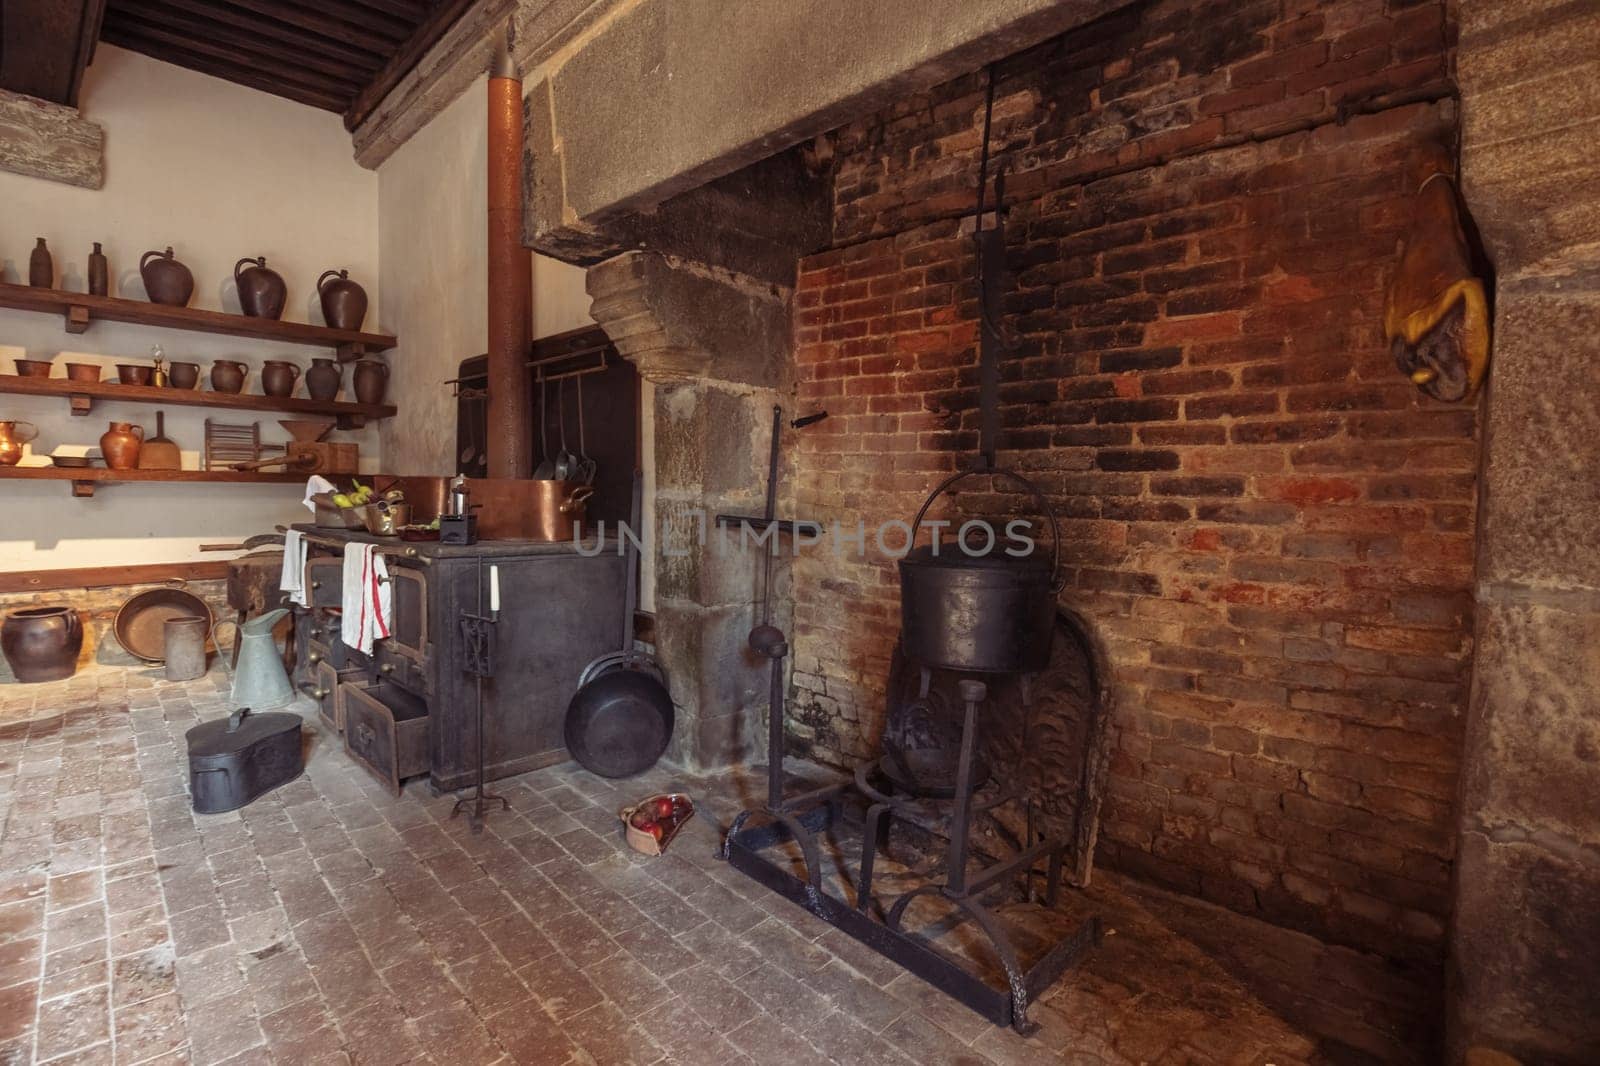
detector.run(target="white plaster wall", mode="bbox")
[378,75,593,475]
[0,47,380,572]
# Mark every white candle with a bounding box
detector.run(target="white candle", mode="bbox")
[489,565,500,612]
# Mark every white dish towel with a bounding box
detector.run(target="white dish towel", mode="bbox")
[340,543,392,655]
[280,530,308,608]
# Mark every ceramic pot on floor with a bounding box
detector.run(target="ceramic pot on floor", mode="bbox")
[1,606,83,683]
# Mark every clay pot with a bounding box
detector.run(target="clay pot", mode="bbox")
[65,363,101,383]
[1,606,83,683]
[117,364,152,386]
[0,421,38,467]
[317,269,368,331]
[100,421,144,470]
[14,359,52,377]
[261,360,300,398]
[211,360,246,393]
[235,256,286,320]
[28,238,52,288]
[353,360,389,405]
[88,242,108,296]
[306,358,341,402]
[140,247,194,307]
[168,362,200,389]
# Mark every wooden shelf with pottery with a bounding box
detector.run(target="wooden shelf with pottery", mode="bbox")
[0,282,396,361]
[0,464,334,498]
[0,374,396,429]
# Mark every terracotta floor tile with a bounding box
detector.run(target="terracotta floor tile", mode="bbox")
[35,985,110,1062]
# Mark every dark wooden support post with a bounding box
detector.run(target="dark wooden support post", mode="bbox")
[486,32,532,480]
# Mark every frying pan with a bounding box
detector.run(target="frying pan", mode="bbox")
[564,473,673,778]
[114,585,214,664]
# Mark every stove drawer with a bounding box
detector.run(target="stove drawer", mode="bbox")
[305,556,343,610]
[341,681,430,795]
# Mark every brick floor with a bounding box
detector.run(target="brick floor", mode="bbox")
[0,666,1430,1064]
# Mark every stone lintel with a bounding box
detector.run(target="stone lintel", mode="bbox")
[0,89,103,189]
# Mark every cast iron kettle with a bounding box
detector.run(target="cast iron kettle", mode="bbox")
[897,467,1062,675]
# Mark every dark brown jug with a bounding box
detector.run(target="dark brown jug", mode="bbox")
[1,606,83,683]
[211,359,247,393]
[88,242,108,296]
[140,247,194,307]
[352,360,389,405]
[317,269,368,331]
[235,256,286,320]
[306,358,341,401]
[29,238,53,288]
[261,360,300,398]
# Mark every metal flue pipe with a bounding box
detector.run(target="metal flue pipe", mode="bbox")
[486,32,533,479]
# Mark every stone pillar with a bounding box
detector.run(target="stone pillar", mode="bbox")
[586,251,793,770]
[1450,2,1600,1061]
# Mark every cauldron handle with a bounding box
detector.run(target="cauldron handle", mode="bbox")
[907,467,1062,591]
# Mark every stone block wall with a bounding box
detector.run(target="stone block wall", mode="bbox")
[790,0,1471,966]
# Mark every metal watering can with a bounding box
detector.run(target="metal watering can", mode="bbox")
[228,608,293,711]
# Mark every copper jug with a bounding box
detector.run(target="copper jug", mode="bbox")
[316,269,368,331]
[140,247,194,307]
[0,421,38,467]
[235,256,286,320]
[100,422,144,470]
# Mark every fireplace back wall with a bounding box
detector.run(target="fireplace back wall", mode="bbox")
[788,0,1472,968]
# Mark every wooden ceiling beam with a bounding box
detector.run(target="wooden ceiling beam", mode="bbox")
[222,0,410,48]
[0,0,106,105]
[105,8,370,87]
[132,0,389,70]
[98,27,349,111]
[345,0,430,21]
[102,18,366,97]
[344,0,476,131]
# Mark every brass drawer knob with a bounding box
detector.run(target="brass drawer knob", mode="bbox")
[308,652,323,664]
[311,581,322,589]
[380,663,395,674]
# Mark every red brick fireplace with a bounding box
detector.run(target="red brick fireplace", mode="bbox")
[788,0,1471,970]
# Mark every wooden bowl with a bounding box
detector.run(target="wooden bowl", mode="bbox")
[51,456,92,469]
[278,419,335,443]
[14,359,52,378]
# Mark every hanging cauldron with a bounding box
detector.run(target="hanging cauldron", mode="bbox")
[898,468,1060,674]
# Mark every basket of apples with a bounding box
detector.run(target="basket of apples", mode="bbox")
[620,793,694,856]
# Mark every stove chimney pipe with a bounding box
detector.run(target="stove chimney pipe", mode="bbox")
[486,29,533,479]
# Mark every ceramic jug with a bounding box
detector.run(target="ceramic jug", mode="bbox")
[306,358,341,402]
[235,256,286,320]
[353,360,389,405]
[28,238,52,288]
[317,269,368,331]
[211,360,247,394]
[140,247,194,307]
[261,361,300,398]
[100,422,144,470]
[87,242,108,296]
[0,421,38,467]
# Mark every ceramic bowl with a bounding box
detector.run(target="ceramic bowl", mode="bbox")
[13,359,52,378]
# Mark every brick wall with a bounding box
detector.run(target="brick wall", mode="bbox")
[790,0,1471,965]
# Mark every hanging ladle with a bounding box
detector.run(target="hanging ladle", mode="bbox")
[554,375,577,481]
[533,370,557,479]
[575,373,598,485]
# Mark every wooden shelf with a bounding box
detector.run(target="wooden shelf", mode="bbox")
[0,282,396,360]
[0,464,351,498]
[0,374,396,428]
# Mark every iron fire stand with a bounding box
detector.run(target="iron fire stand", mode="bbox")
[721,657,1101,1034]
